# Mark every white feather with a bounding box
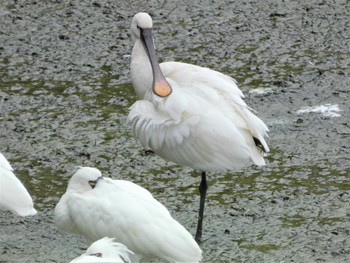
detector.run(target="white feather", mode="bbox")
[55,167,202,263]
[128,13,269,172]
[70,237,135,263]
[0,153,37,217]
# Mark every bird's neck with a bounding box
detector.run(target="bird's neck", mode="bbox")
[131,40,153,99]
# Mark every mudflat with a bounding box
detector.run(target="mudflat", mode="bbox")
[0,0,349,262]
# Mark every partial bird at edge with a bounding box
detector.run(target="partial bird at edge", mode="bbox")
[0,152,37,217]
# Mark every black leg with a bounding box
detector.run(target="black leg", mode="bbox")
[195,171,207,243]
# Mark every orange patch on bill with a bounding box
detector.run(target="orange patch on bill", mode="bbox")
[153,78,172,97]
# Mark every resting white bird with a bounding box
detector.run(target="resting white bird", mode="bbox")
[55,167,202,263]
[70,237,135,263]
[0,152,37,216]
[127,12,270,242]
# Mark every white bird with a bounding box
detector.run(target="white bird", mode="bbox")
[0,152,37,216]
[70,237,135,263]
[55,167,202,263]
[127,12,269,242]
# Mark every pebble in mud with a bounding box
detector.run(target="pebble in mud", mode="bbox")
[1,0,350,262]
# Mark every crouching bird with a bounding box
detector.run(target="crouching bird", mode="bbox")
[55,167,202,263]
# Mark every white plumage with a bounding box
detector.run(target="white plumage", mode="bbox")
[127,12,269,241]
[128,13,269,171]
[55,167,202,263]
[70,237,134,263]
[0,152,37,217]
[129,61,269,170]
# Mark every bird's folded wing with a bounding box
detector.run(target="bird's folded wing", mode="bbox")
[66,184,201,261]
[161,61,269,152]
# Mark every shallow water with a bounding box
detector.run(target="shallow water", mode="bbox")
[1,0,350,262]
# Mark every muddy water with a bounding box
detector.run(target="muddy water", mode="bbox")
[0,0,349,262]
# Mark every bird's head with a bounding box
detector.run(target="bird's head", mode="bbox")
[67,167,103,193]
[131,12,172,98]
[85,237,134,262]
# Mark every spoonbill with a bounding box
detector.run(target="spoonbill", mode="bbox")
[70,237,135,263]
[0,152,37,216]
[127,12,269,242]
[54,167,202,263]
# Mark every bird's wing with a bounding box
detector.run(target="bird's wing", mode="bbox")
[66,180,201,262]
[129,100,254,170]
[0,167,37,216]
[161,61,244,99]
[66,179,171,239]
[104,178,156,203]
[55,192,80,234]
[161,61,269,151]
[128,62,269,170]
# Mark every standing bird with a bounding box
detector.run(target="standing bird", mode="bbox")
[127,12,269,242]
[70,237,135,263]
[0,152,37,216]
[55,167,202,263]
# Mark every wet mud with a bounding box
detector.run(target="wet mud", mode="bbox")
[0,0,349,262]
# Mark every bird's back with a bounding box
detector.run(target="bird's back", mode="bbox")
[130,61,269,171]
[63,178,202,262]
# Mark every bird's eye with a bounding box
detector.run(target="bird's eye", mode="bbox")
[89,252,102,257]
[88,180,97,189]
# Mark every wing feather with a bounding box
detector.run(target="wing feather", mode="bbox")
[65,179,201,262]
[128,61,269,170]
[161,61,269,149]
